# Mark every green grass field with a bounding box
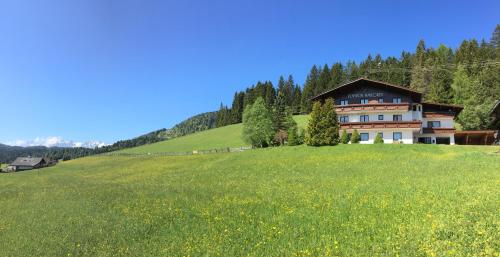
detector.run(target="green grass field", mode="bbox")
[121,115,308,154]
[1,144,499,256]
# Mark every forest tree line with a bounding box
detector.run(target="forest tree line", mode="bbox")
[217,25,500,131]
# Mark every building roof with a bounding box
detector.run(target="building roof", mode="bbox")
[421,102,463,114]
[311,78,422,101]
[10,157,44,167]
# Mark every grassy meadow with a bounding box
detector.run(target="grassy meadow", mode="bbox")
[121,115,308,154]
[1,144,499,256]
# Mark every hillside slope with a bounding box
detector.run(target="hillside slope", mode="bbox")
[121,115,309,154]
[0,145,499,256]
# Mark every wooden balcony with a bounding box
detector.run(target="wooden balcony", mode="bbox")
[335,103,410,113]
[422,112,455,118]
[340,121,422,130]
[422,128,456,134]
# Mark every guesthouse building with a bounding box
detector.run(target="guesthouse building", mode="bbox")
[312,78,463,144]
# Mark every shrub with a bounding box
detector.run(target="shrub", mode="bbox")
[374,133,384,144]
[351,129,361,144]
[340,129,349,144]
[288,126,304,146]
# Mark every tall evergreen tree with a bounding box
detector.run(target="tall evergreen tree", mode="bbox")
[291,85,302,114]
[316,64,331,95]
[264,81,276,107]
[231,91,245,123]
[301,65,320,113]
[410,40,431,95]
[329,62,345,88]
[427,44,454,103]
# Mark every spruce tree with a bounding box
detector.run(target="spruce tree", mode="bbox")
[340,129,349,144]
[374,133,384,144]
[305,99,339,146]
[305,101,323,146]
[287,126,300,146]
[351,129,360,144]
[301,65,320,113]
[329,62,345,88]
[291,85,302,114]
[410,40,431,94]
[319,98,340,145]
[316,64,331,95]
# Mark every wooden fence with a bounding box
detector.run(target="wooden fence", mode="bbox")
[98,146,253,158]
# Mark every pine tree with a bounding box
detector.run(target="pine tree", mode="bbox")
[242,97,274,148]
[291,85,302,114]
[427,44,454,103]
[345,61,360,81]
[273,92,288,132]
[410,40,431,95]
[301,65,320,113]
[216,103,231,127]
[305,101,323,146]
[305,99,339,146]
[231,92,245,123]
[284,75,295,107]
[316,64,331,94]
[319,98,340,145]
[350,129,360,144]
[340,129,349,144]
[329,62,345,88]
[264,81,276,108]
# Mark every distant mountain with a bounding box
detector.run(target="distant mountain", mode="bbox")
[0,111,219,163]
[7,137,108,148]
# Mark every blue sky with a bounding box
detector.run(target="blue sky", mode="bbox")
[0,0,499,145]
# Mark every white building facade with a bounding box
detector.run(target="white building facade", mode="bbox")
[312,78,463,144]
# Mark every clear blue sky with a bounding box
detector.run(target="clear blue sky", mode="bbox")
[0,0,499,145]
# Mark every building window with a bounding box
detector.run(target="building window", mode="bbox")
[393,115,403,121]
[378,115,384,120]
[393,132,402,141]
[418,137,432,144]
[378,98,384,103]
[393,98,402,103]
[340,116,349,123]
[360,133,369,141]
[360,98,369,104]
[412,105,417,111]
[360,115,369,122]
[378,132,383,138]
[427,121,441,128]
[418,106,422,111]
[340,99,348,106]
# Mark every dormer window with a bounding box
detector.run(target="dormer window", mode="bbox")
[340,100,348,106]
[360,99,369,104]
[393,98,402,104]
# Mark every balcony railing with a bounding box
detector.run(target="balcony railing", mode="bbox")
[340,121,422,130]
[422,128,456,134]
[335,103,410,113]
